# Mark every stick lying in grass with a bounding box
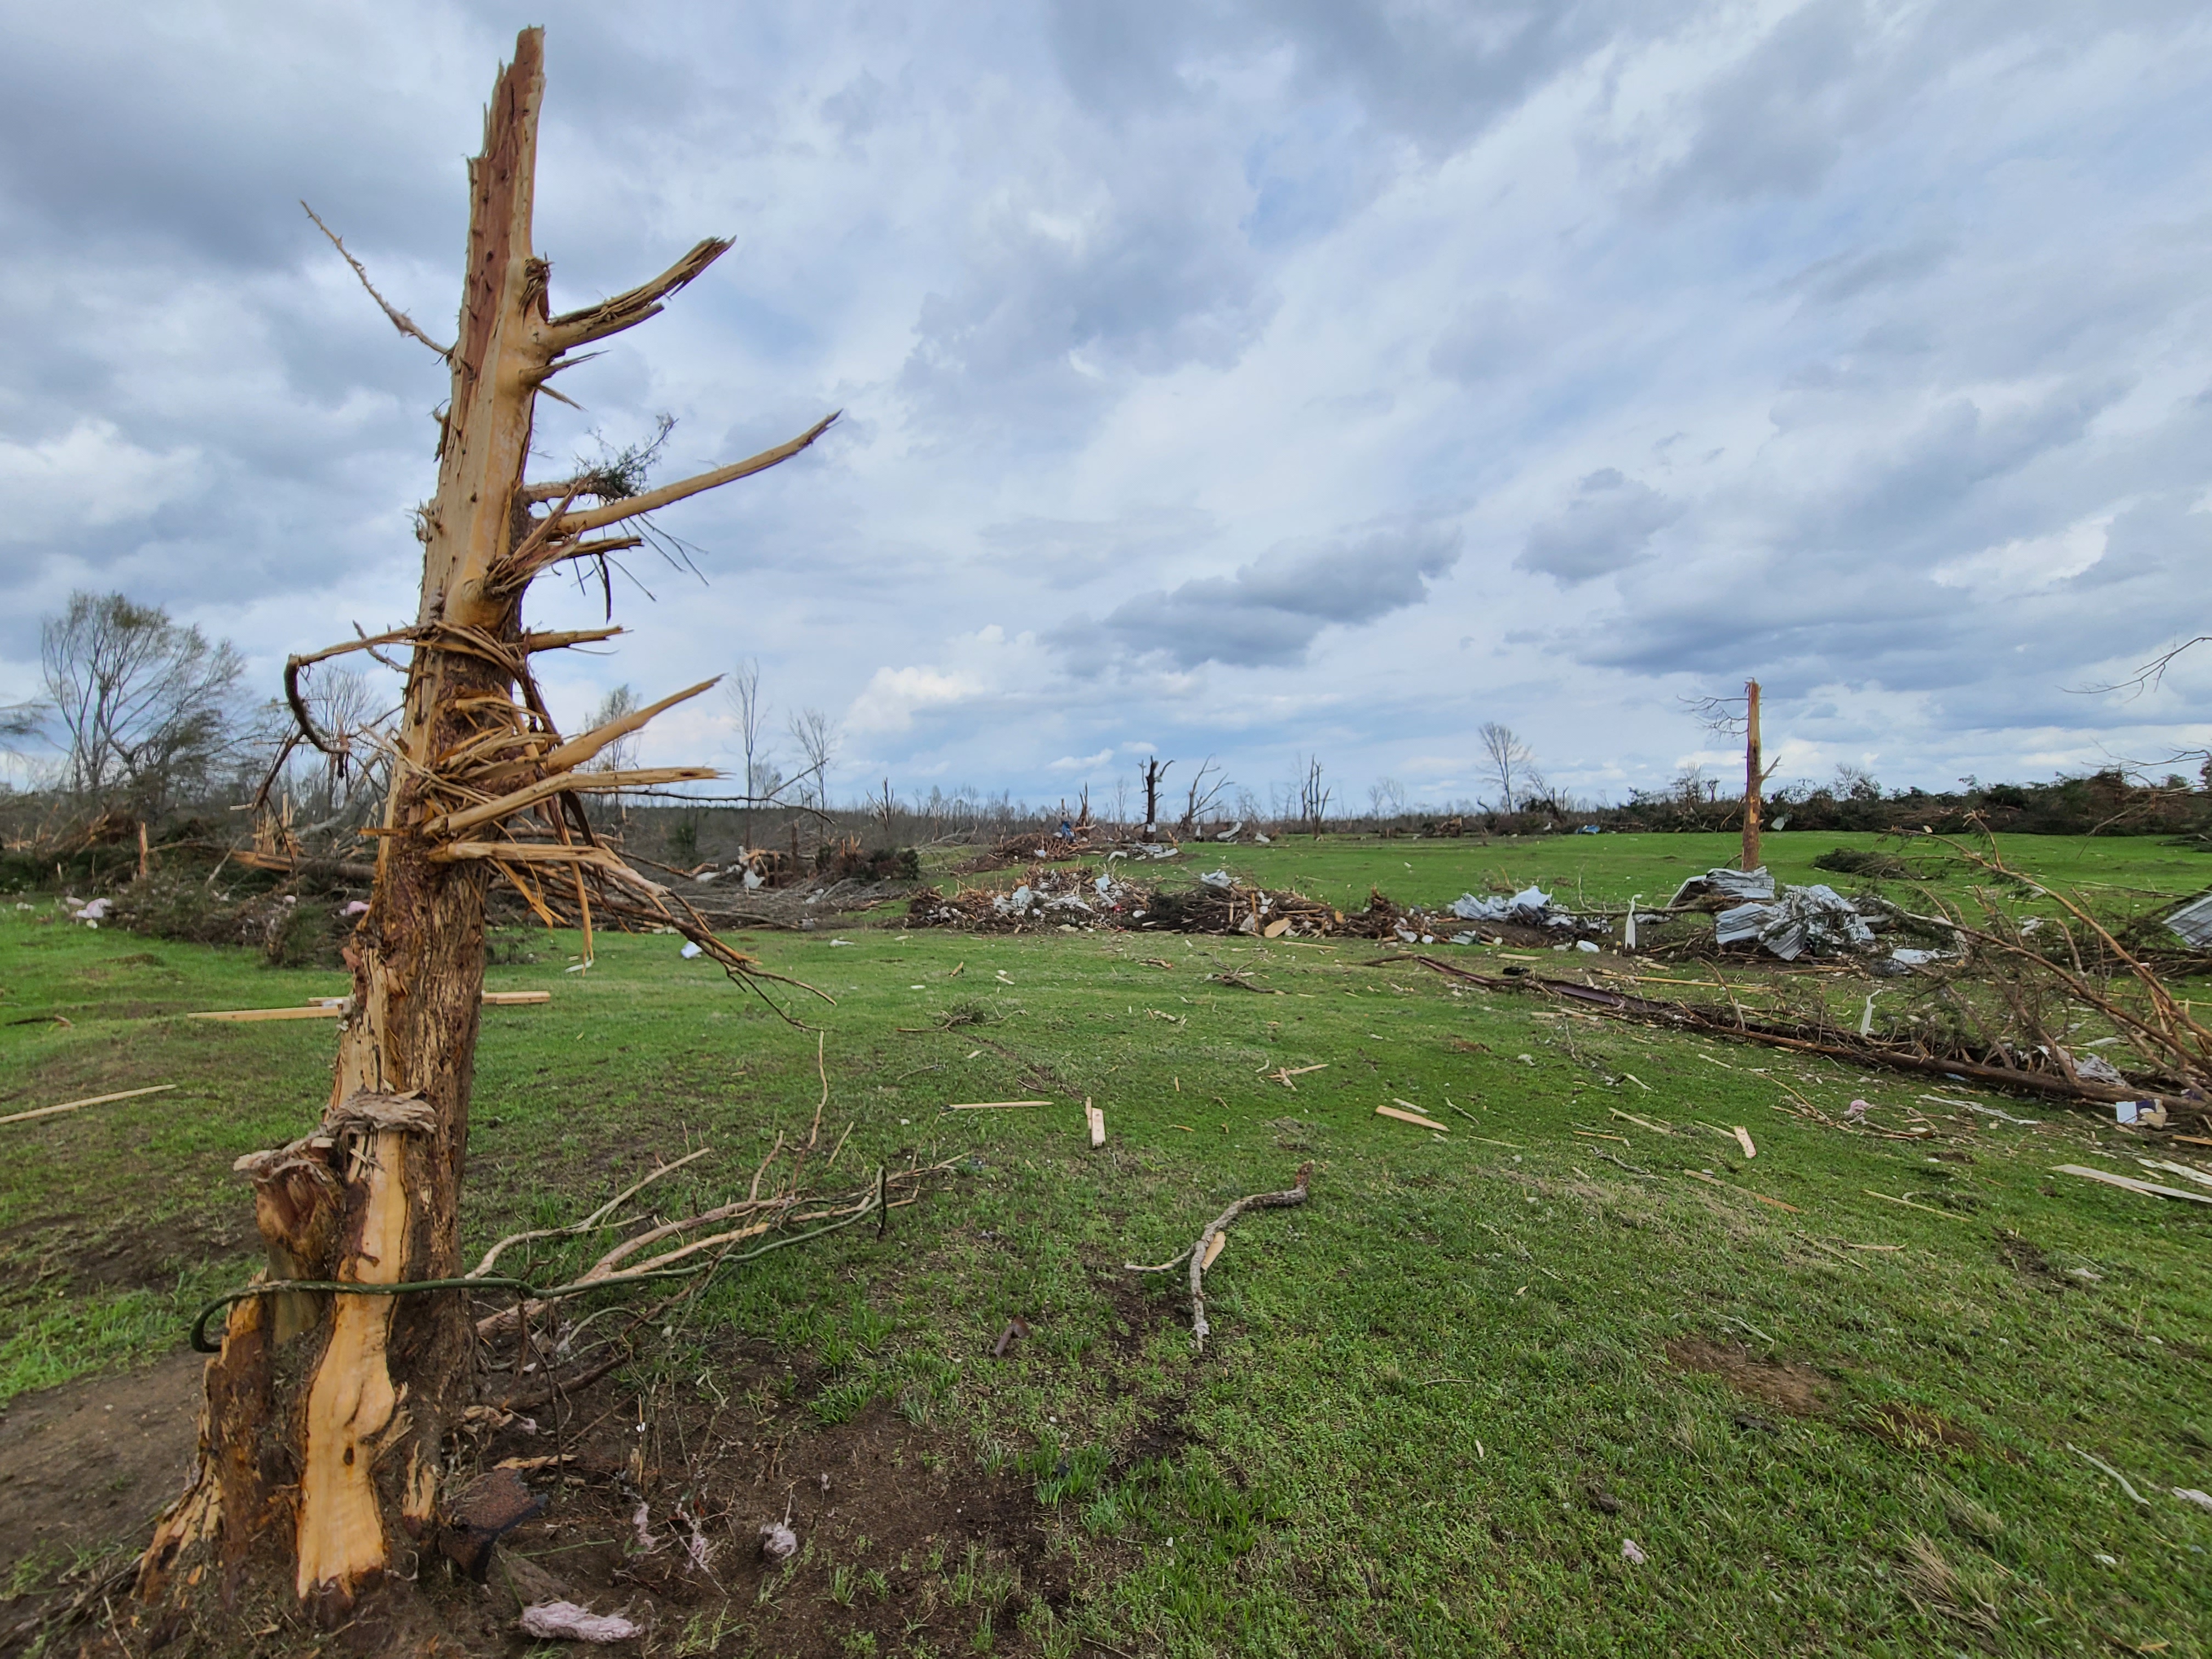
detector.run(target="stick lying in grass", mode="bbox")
[0,1082,176,1127]
[942,1099,1049,1111]
[1125,1163,1314,1352]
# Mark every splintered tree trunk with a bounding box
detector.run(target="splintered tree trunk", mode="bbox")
[139,27,831,1629]
[139,36,547,1621]
[1742,679,1763,873]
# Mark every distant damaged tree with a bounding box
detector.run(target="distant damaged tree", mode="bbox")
[137,30,836,1628]
[787,705,840,812]
[41,591,242,816]
[1478,721,1532,813]
[725,656,777,847]
[1180,755,1229,833]
[1142,755,1170,836]
[1367,777,1405,822]
[1297,755,1331,838]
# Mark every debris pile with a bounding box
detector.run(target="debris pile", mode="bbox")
[1713,883,1876,961]
[908,865,1141,931]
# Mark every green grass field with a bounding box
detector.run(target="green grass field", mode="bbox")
[2,834,2209,1655]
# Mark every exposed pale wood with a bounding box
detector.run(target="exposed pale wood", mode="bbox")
[529,678,720,777]
[545,414,838,538]
[518,625,624,653]
[294,1128,409,1599]
[1375,1104,1443,1129]
[944,1099,1049,1110]
[0,1082,176,1127]
[1086,1102,1105,1148]
[546,237,732,348]
[424,764,719,837]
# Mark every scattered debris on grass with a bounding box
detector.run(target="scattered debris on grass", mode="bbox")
[2047,1164,2212,1206]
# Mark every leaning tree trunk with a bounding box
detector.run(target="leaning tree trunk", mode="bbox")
[137,29,832,1629]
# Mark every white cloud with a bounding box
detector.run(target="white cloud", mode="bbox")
[845,665,986,733]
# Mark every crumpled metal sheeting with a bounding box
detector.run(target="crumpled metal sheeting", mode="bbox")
[1714,883,1874,961]
[1448,885,1580,929]
[1669,866,1776,907]
[2164,891,2212,950]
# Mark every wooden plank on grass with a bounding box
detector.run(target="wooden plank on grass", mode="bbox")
[0,1084,177,1128]
[943,1099,1049,1111]
[1086,1102,1105,1148]
[1375,1104,1443,1130]
[2050,1164,2212,1207]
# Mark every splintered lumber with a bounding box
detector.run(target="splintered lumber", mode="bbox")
[1376,1104,1444,1130]
[0,1083,177,1127]
[2049,1164,2212,1206]
[943,1099,1048,1111]
[191,991,550,1021]
[1086,1102,1106,1148]
[1732,1126,1757,1159]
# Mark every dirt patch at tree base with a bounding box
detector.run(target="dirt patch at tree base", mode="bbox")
[0,1350,201,1582]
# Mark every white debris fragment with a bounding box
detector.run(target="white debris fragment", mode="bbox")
[1620,1538,1647,1564]
[517,1602,641,1643]
[759,1520,799,1561]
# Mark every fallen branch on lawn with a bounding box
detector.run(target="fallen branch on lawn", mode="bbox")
[1125,1162,1313,1352]
[1377,952,2207,1125]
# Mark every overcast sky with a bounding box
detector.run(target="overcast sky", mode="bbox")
[3,0,2208,811]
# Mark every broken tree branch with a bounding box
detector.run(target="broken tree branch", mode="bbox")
[301,201,455,358]
[1161,1162,1313,1353]
[544,414,839,538]
[546,238,733,350]
[424,765,720,838]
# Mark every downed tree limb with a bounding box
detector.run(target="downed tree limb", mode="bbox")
[1379,953,2207,1126]
[190,1163,921,1354]
[1121,1163,1313,1352]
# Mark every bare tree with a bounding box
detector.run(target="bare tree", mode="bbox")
[41,591,243,815]
[787,705,840,810]
[725,656,776,847]
[1297,755,1331,838]
[138,31,837,1623]
[1478,722,1533,813]
[1367,776,1405,821]
[1180,755,1229,832]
